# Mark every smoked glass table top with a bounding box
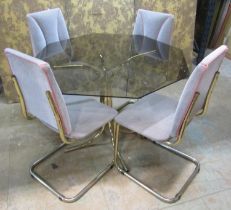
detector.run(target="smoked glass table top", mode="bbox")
[37,33,189,99]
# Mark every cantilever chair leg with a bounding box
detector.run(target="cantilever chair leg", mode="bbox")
[114,123,200,204]
[12,76,33,120]
[64,123,129,172]
[64,126,106,152]
[30,143,113,203]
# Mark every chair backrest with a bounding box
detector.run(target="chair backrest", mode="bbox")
[133,9,174,45]
[4,48,72,135]
[171,45,228,139]
[132,35,170,60]
[27,8,70,57]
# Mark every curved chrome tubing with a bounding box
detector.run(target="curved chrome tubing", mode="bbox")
[30,143,113,203]
[30,143,114,203]
[65,123,129,172]
[114,123,200,204]
[30,123,127,203]
[64,125,106,152]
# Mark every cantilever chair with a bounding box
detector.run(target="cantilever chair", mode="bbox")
[133,9,174,45]
[114,10,174,110]
[114,45,228,203]
[4,48,118,203]
[27,8,70,57]
[27,8,98,103]
[132,9,174,61]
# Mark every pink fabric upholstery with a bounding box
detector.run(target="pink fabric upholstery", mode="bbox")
[115,45,228,142]
[133,9,174,45]
[27,8,69,57]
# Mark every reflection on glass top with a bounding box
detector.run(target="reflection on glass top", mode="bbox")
[37,34,189,99]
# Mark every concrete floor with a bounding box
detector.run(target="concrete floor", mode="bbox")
[0,58,231,210]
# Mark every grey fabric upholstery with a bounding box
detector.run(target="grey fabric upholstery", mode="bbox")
[115,45,228,142]
[27,8,70,57]
[63,95,98,106]
[27,8,99,106]
[171,45,228,138]
[67,99,117,139]
[5,48,70,133]
[116,93,177,141]
[133,9,174,45]
[4,48,117,140]
[114,10,174,109]
[132,35,170,60]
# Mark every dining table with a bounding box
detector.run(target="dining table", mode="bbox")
[36,33,190,107]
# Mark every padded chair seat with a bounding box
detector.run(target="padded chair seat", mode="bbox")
[67,99,117,139]
[115,93,178,141]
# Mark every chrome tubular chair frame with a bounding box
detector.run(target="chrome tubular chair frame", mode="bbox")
[30,143,114,203]
[11,75,128,174]
[114,123,200,203]
[11,76,33,119]
[11,74,118,202]
[13,69,219,203]
[64,122,129,172]
[196,71,220,116]
[113,93,201,203]
[29,91,115,203]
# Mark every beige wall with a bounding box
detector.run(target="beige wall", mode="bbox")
[0,0,197,102]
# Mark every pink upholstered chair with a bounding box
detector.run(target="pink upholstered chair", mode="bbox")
[4,48,117,203]
[133,9,174,45]
[114,45,228,203]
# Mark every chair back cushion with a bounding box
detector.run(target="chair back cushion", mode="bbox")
[27,8,70,56]
[171,45,228,138]
[133,9,174,45]
[4,48,72,135]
